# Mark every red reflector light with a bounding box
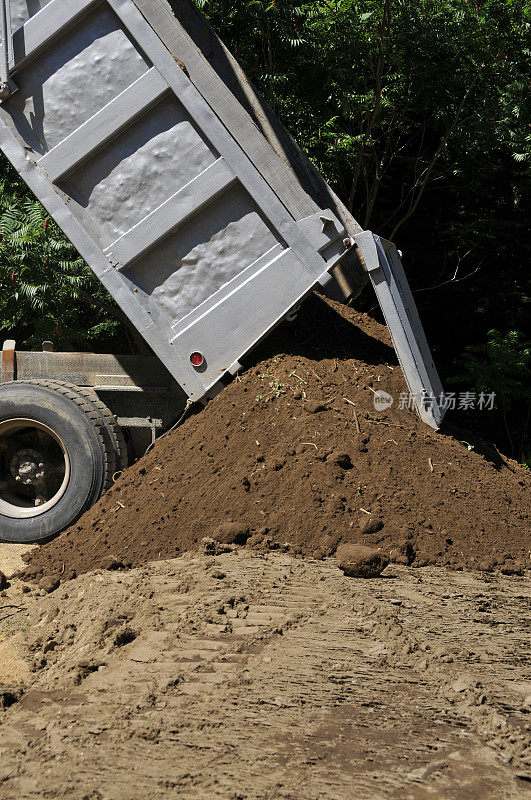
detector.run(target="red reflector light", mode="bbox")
[190,352,204,368]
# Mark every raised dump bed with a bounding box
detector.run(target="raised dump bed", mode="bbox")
[0,0,368,400]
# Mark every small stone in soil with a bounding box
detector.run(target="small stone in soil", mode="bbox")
[359,517,385,535]
[201,537,236,556]
[38,576,60,594]
[101,556,125,571]
[212,522,250,545]
[501,563,525,576]
[336,544,390,579]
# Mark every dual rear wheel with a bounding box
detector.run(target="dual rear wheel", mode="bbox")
[0,380,127,543]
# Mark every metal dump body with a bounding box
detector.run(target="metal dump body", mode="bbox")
[0,0,447,430]
[0,0,366,402]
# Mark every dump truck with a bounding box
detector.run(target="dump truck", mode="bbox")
[0,0,446,543]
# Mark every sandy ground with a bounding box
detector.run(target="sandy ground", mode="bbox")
[0,545,35,685]
[0,548,530,800]
[0,543,35,579]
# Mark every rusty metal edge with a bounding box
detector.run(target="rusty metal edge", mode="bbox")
[1,339,16,382]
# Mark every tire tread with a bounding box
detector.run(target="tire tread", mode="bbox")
[71,386,128,477]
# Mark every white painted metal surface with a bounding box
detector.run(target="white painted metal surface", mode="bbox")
[355,232,446,429]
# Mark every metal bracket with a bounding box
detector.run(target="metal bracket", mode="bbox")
[297,210,345,254]
[1,339,16,382]
[105,251,123,270]
[227,360,242,376]
[319,214,336,233]
[0,76,16,99]
[354,231,446,430]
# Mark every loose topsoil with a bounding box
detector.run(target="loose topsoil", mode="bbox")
[3,554,531,798]
[24,293,530,579]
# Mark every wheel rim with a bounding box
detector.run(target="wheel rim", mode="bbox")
[0,419,71,519]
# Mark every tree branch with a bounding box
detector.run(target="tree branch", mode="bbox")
[389,66,485,240]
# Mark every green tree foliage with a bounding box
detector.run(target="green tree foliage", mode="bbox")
[453,330,531,465]
[196,0,529,228]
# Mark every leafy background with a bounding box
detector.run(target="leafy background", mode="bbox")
[0,0,529,463]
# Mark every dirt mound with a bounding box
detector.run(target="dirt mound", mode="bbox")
[24,294,530,580]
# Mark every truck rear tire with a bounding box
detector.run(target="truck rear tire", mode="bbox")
[72,385,128,478]
[0,380,115,543]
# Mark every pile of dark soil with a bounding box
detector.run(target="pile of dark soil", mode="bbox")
[25,294,530,579]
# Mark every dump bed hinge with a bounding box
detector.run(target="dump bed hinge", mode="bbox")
[354,231,446,430]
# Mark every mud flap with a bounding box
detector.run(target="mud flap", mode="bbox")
[354,231,446,430]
